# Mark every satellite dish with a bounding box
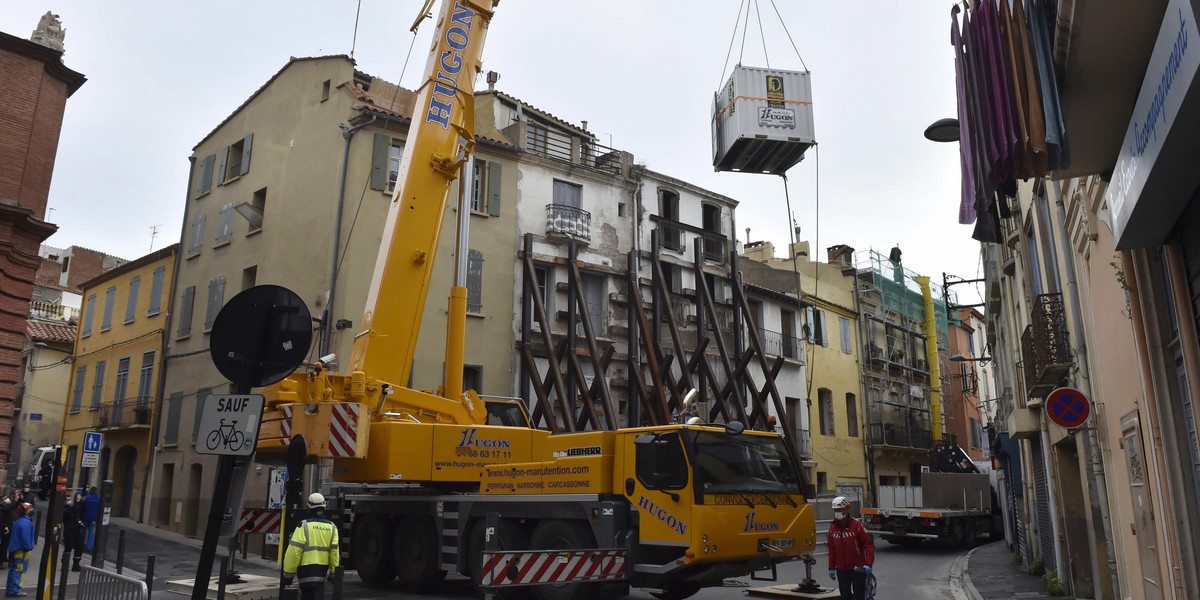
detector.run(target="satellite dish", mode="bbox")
[209,285,313,389]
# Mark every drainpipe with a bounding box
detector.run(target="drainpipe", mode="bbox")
[144,155,195,524]
[917,277,942,444]
[1054,184,1120,597]
[324,116,378,356]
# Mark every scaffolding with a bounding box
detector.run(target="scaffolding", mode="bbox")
[855,250,957,455]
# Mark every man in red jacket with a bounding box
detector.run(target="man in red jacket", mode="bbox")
[827,496,874,600]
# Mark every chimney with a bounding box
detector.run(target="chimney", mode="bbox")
[581,120,589,131]
[486,70,499,91]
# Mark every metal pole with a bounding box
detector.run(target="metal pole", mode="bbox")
[116,529,126,573]
[36,446,63,600]
[90,480,113,568]
[277,435,307,600]
[191,381,248,600]
[145,555,156,597]
[217,555,228,600]
[56,550,69,600]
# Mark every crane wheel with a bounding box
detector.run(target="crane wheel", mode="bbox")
[393,516,444,592]
[466,518,528,597]
[352,514,397,587]
[529,520,599,600]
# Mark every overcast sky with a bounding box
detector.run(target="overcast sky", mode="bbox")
[5,1,983,302]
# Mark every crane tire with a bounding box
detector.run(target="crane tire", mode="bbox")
[352,514,396,587]
[466,518,528,598]
[529,520,599,600]
[393,516,444,591]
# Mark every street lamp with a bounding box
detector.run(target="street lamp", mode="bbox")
[950,354,990,364]
[924,117,960,143]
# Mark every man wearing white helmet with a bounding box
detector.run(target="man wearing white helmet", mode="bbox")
[282,493,340,600]
[826,496,874,600]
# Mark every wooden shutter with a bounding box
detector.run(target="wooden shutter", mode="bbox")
[102,286,116,330]
[371,133,390,191]
[83,294,96,337]
[72,365,86,412]
[125,276,140,323]
[205,277,226,330]
[818,310,828,347]
[148,267,165,316]
[217,146,230,185]
[193,387,212,443]
[240,133,253,176]
[467,250,484,313]
[216,203,234,243]
[198,154,215,195]
[91,361,106,409]
[165,392,182,446]
[487,162,502,216]
[177,286,195,337]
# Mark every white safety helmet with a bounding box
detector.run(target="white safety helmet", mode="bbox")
[307,492,326,509]
[831,496,851,511]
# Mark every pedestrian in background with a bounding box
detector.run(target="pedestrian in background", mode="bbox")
[6,502,34,597]
[827,496,874,600]
[82,487,99,551]
[61,492,84,572]
[282,493,340,600]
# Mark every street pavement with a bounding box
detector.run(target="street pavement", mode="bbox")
[18,517,1042,599]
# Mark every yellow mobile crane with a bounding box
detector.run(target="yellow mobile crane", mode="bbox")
[255,1,816,598]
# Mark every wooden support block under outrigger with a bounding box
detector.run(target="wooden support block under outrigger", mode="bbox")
[744,584,841,599]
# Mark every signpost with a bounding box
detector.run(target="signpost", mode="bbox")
[196,395,264,456]
[1046,387,1091,429]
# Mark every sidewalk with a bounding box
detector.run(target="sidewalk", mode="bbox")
[17,517,283,599]
[961,540,1059,600]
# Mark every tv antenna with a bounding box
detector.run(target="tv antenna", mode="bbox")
[150,225,162,252]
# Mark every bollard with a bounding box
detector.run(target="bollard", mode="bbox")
[217,555,228,600]
[56,548,70,600]
[145,555,156,597]
[116,529,126,574]
[91,480,114,568]
[332,565,344,600]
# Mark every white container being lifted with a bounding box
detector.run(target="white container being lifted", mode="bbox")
[712,65,815,175]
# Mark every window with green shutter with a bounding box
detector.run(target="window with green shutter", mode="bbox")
[215,203,234,244]
[148,267,165,316]
[101,286,116,331]
[487,161,502,216]
[71,365,86,413]
[188,215,206,256]
[91,361,106,410]
[371,133,390,191]
[125,276,140,324]
[82,294,96,337]
[177,286,195,338]
[197,154,215,197]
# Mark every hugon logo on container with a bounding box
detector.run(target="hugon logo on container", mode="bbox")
[458,428,512,449]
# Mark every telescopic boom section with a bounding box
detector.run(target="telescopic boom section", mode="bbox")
[350,0,497,389]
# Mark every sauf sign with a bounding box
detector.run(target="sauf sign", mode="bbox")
[196,394,264,456]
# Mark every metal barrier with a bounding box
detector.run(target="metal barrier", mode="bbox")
[76,565,147,600]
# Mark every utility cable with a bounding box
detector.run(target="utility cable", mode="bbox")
[739,1,753,65]
[767,0,809,71]
[351,0,363,59]
[754,0,770,69]
[717,0,748,90]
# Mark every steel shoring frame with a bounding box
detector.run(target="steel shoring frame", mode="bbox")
[691,239,749,424]
[566,241,618,430]
[520,234,572,432]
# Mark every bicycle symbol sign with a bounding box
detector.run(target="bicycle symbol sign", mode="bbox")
[196,394,265,456]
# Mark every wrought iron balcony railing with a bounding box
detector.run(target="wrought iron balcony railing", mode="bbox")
[868,422,933,449]
[94,400,152,430]
[545,204,591,242]
[760,329,803,360]
[702,232,726,263]
[1021,293,1072,398]
[658,221,686,252]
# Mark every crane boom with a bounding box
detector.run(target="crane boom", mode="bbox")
[351,0,497,390]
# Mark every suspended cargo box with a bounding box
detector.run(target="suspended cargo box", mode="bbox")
[712,66,815,175]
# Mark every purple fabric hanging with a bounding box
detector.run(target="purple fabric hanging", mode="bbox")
[952,6,978,225]
[963,9,996,195]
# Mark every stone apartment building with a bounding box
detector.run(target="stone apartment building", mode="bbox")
[0,20,84,481]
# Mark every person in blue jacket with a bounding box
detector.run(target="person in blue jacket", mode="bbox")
[82,487,99,551]
[7,502,34,597]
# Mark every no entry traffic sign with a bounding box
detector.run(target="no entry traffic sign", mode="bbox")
[1046,387,1091,429]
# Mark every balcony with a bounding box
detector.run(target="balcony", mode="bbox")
[793,428,812,459]
[868,422,933,450]
[526,128,627,177]
[29,300,78,322]
[545,204,591,242]
[94,401,152,430]
[702,233,726,263]
[1020,293,1072,399]
[658,220,686,252]
[760,329,803,361]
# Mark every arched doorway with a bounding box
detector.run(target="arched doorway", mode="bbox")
[185,464,202,537]
[98,447,111,483]
[111,446,138,518]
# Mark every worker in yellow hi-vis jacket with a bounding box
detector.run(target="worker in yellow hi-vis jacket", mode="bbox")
[282,493,340,600]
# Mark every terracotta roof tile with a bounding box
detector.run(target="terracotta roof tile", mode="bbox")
[26,319,76,345]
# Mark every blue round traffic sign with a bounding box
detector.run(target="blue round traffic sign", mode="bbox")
[1046,387,1090,429]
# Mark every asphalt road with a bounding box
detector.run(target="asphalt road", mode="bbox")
[332,539,967,600]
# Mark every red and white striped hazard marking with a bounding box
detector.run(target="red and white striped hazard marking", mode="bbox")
[328,403,360,457]
[482,549,626,587]
[238,508,281,534]
[278,405,293,444]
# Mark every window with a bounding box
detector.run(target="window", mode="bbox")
[805,307,827,346]
[113,357,131,411]
[463,365,482,393]
[580,273,605,337]
[635,431,687,490]
[91,361,106,410]
[164,392,182,446]
[218,134,253,184]
[82,294,96,337]
[969,417,982,448]
[242,266,257,291]
[660,262,682,293]
[321,79,331,101]
[967,328,976,355]
[818,388,834,436]
[817,471,827,494]
[466,250,483,314]
[552,180,581,208]
[534,265,553,317]
[781,308,796,359]
[71,365,86,413]
[137,351,155,406]
[839,317,851,354]
[188,214,206,256]
[471,160,485,212]
[527,123,548,154]
[193,387,212,444]
[659,189,682,250]
[387,142,404,192]
[101,286,116,331]
[196,154,215,197]
[204,276,226,331]
[177,286,195,338]
[125,276,140,324]
[215,202,235,244]
[247,187,266,233]
[618,203,626,217]
[148,267,165,316]
[846,393,858,437]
